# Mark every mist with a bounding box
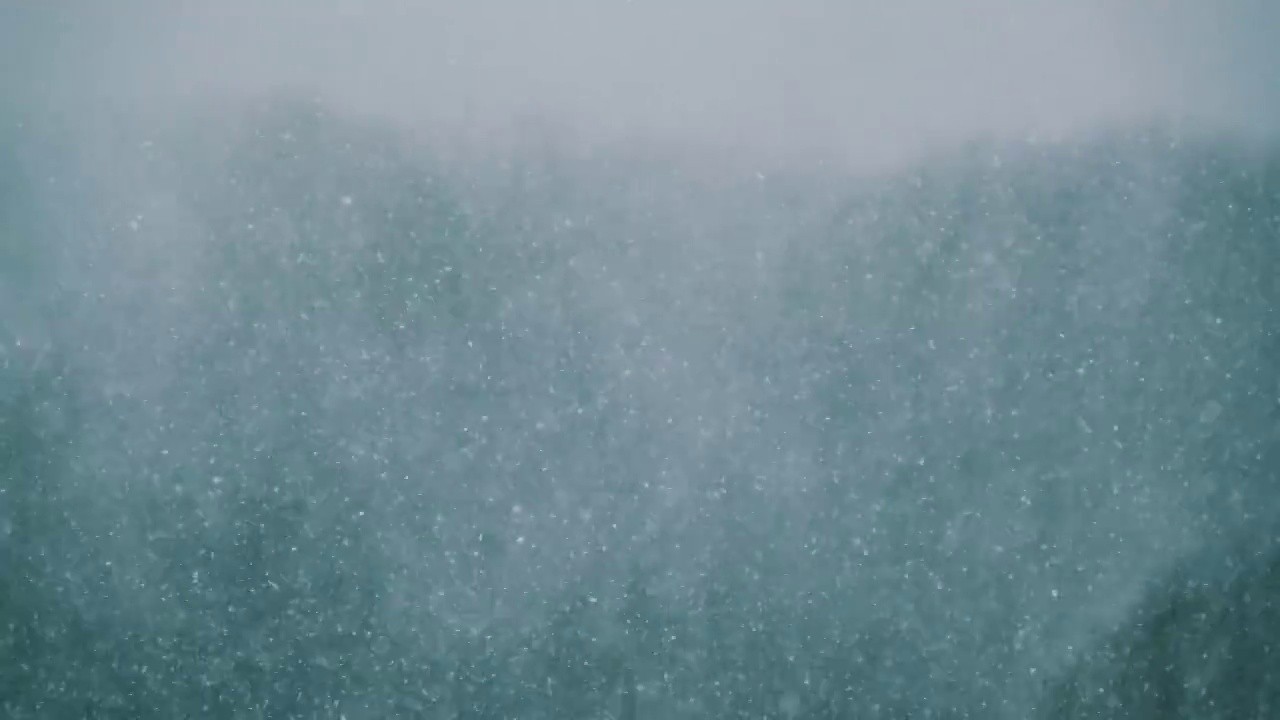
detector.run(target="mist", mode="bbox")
[3,2,1279,718]
[10,1,1280,165]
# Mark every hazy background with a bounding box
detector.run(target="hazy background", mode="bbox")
[6,1,1280,167]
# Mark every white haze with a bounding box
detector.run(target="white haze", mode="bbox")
[8,0,1279,170]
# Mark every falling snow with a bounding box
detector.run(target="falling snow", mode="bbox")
[4,4,1280,719]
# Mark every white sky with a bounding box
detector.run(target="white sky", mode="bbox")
[9,1,1280,169]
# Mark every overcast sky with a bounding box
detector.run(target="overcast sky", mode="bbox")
[6,1,1279,168]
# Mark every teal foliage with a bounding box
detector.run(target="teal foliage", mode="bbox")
[1,102,1278,718]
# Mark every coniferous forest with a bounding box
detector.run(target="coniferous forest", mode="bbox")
[3,71,1279,720]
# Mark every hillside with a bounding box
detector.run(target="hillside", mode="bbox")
[2,98,1278,718]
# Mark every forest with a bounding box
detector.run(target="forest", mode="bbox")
[2,97,1278,718]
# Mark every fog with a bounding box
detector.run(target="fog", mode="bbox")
[10,1,1280,165]
[3,2,1279,718]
